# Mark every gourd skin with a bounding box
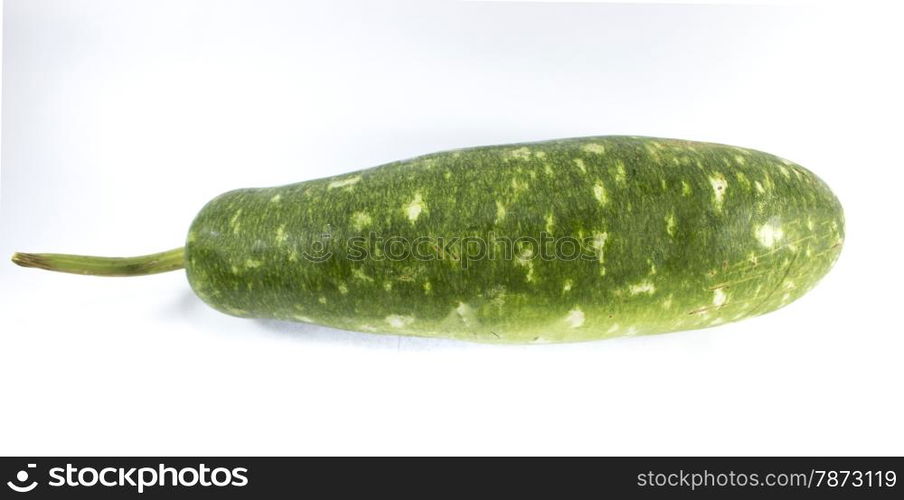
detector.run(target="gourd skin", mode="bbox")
[184,136,844,343]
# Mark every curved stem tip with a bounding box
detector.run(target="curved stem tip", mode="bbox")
[11,247,185,277]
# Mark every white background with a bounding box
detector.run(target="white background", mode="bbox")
[1,0,902,455]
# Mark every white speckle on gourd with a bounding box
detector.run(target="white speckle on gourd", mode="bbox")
[352,268,374,282]
[524,261,536,283]
[593,181,608,205]
[582,143,606,154]
[614,161,627,185]
[516,246,534,265]
[629,281,656,295]
[562,279,573,293]
[351,211,372,231]
[591,231,609,263]
[487,286,507,308]
[662,294,673,309]
[507,147,531,160]
[755,218,784,247]
[328,176,361,189]
[665,212,677,237]
[510,177,529,193]
[455,302,478,327]
[229,208,243,234]
[573,158,587,173]
[713,288,727,307]
[495,201,507,222]
[710,174,728,209]
[385,314,415,328]
[270,194,282,203]
[405,193,425,222]
[565,308,585,328]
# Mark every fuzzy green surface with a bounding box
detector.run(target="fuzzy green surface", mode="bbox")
[184,136,844,343]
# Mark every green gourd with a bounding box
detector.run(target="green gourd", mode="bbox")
[12,136,844,343]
